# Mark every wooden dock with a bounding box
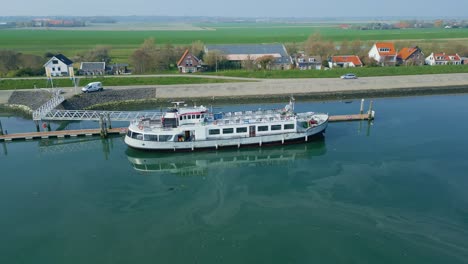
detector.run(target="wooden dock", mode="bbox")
[0,127,128,142]
[329,113,374,122]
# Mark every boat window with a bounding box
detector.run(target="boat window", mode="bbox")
[158,135,172,141]
[257,125,269,132]
[223,128,234,134]
[284,124,295,130]
[180,116,183,121]
[271,125,282,131]
[236,127,247,133]
[127,130,132,137]
[209,129,220,135]
[144,134,158,141]
[192,115,196,119]
[196,114,200,119]
[131,132,142,139]
[188,115,192,119]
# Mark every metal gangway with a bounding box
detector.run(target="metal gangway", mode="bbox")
[32,90,65,121]
[39,109,164,122]
[32,91,163,122]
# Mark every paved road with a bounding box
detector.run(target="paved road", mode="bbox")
[2,73,468,103]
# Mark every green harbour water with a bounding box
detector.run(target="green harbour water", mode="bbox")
[1,94,468,263]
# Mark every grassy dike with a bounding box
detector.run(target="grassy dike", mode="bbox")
[2,65,468,91]
[0,76,248,90]
[206,64,468,78]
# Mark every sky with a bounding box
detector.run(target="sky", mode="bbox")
[2,0,468,18]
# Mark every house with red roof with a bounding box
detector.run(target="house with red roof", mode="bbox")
[397,46,424,66]
[425,52,462,65]
[328,55,363,69]
[368,42,397,66]
[177,49,202,73]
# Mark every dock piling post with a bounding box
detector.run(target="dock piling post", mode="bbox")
[35,121,40,132]
[0,120,3,135]
[360,99,365,114]
[99,114,108,138]
[106,113,112,129]
[47,122,51,132]
[368,100,374,119]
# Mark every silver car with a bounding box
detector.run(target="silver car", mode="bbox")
[340,73,357,79]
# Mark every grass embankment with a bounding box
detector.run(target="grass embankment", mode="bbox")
[0,76,246,90]
[207,65,468,78]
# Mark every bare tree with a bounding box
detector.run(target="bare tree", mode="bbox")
[191,40,205,59]
[256,55,275,70]
[203,50,225,71]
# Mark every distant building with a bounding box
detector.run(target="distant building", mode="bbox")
[204,44,292,70]
[425,52,462,65]
[79,62,106,75]
[397,46,425,66]
[328,55,363,68]
[177,49,202,73]
[43,54,73,77]
[368,42,397,66]
[295,53,322,70]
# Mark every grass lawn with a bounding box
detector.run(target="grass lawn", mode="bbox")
[0,76,247,90]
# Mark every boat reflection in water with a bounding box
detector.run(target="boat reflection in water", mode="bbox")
[125,139,327,176]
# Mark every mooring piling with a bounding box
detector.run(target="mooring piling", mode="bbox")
[0,120,3,136]
[368,100,374,119]
[360,99,365,114]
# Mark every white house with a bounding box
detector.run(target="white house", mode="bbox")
[368,42,397,66]
[43,54,73,77]
[425,52,462,65]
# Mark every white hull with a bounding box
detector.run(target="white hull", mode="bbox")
[124,121,327,151]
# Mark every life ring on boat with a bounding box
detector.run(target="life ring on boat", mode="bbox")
[138,125,143,130]
[285,117,290,120]
[309,120,317,126]
[213,121,217,125]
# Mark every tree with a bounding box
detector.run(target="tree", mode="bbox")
[256,55,275,70]
[191,40,205,59]
[203,50,225,71]
[130,38,159,74]
[304,33,336,59]
[84,45,112,63]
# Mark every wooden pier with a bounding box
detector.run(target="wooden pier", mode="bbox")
[0,128,128,142]
[329,113,374,122]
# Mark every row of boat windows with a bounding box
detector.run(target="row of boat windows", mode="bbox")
[208,124,295,135]
[180,114,205,120]
[127,130,173,141]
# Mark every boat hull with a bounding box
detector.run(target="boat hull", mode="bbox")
[125,121,327,151]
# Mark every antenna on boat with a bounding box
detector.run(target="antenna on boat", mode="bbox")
[290,95,295,112]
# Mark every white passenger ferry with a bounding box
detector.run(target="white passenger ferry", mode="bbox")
[124,99,328,151]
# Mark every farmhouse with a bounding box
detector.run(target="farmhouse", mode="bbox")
[43,54,73,77]
[79,62,106,75]
[368,42,397,66]
[177,49,202,73]
[328,55,363,69]
[204,44,292,70]
[397,46,424,66]
[425,52,462,65]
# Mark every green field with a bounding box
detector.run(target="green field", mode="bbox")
[1,24,468,63]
